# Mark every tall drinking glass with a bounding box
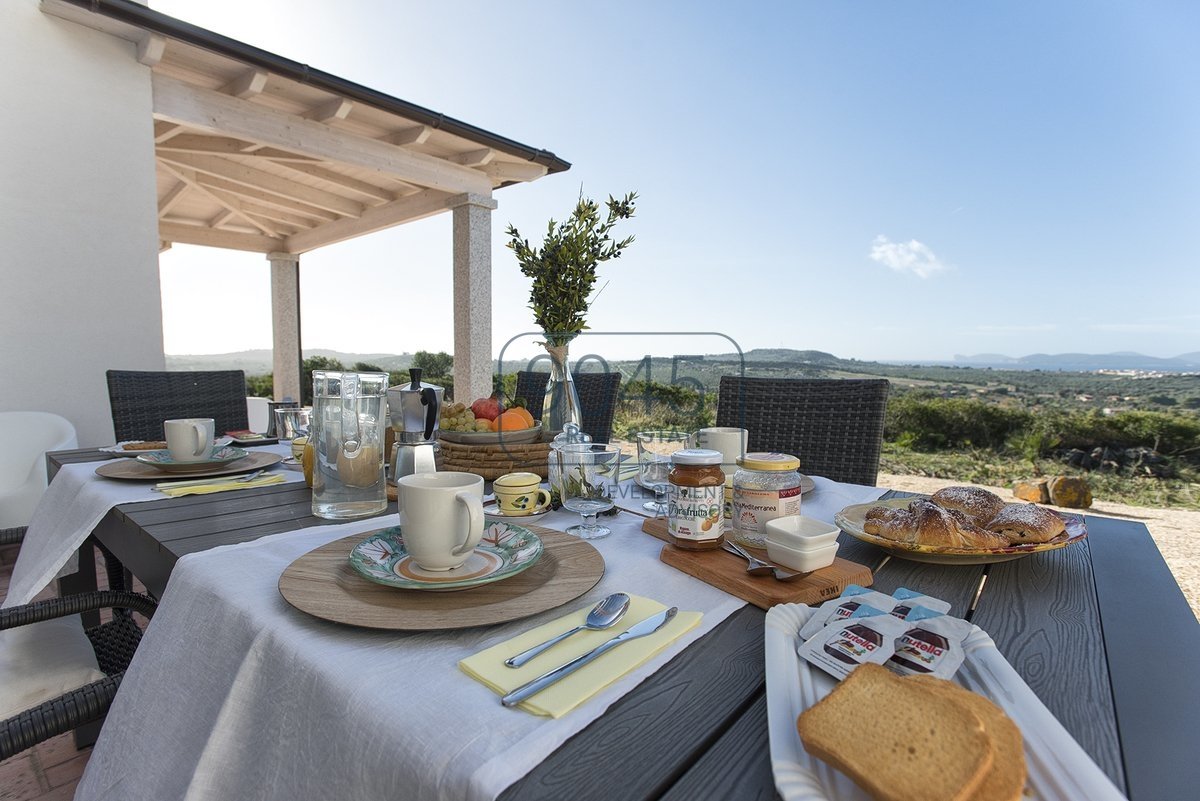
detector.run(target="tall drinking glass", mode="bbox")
[555,443,621,540]
[636,431,690,514]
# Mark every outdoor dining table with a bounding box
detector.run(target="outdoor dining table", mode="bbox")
[42,448,1200,800]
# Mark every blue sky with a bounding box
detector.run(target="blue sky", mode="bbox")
[154,0,1199,362]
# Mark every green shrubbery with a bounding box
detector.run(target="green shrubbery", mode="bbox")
[885,393,1200,460]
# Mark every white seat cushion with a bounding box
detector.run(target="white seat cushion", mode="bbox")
[0,615,106,720]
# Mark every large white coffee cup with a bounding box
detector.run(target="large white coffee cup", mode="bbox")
[164,418,216,462]
[397,472,485,571]
[692,427,748,475]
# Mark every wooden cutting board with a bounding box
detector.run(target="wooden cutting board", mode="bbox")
[641,517,872,610]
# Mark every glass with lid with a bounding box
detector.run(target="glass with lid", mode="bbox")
[731,452,803,547]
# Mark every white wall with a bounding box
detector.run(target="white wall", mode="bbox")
[0,1,164,446]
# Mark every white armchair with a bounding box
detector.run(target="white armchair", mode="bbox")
[0,411,77,531]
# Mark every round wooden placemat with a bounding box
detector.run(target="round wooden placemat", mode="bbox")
[95,451,284,481]
[277,525,604,630]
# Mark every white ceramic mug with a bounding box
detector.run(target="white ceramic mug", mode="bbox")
[397,472,485,571]
[692,427,748,475]
[164,418,215,462]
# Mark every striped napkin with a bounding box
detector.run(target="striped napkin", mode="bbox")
[156,474,287,497]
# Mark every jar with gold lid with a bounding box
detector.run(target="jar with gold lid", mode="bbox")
[731,452,802,547]
[667,449,725,550]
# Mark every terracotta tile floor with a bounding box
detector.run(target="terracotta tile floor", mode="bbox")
[1,540,145,800]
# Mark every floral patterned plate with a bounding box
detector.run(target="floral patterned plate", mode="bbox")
[135,445,249,472]
[348,522,543,592]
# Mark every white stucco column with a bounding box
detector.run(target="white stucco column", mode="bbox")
[447,192,498,403]
[268,252,302,403]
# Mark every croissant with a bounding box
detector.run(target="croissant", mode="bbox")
[986,503,1066,544]
[929,486,1005,526]
[864,500,1010,550]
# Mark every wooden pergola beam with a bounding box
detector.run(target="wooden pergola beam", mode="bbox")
[284,188,454,253]
[152,74,492,195]
[159,222,282,252]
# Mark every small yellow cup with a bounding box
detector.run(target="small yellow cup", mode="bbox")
[493,471,551,516]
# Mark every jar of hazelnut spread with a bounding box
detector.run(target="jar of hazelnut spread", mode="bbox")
[667,449,725,550]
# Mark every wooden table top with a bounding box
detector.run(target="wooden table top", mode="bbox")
[49,449,1200,800]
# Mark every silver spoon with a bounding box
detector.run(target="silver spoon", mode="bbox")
[723,541,803,582]
[505,592,631,668]
[723,541,774,576]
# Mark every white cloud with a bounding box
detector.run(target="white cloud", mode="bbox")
[869,236,950,279]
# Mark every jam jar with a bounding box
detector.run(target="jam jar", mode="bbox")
[731,452,802,547]
[667,449,725,550]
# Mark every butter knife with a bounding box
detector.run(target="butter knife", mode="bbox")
[500,607,678,707]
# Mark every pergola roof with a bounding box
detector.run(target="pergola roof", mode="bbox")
[44,0,570,254]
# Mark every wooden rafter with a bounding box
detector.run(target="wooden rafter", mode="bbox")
[483,161,549,183]
[158,150,365,218]
[157,181,189,217]
[304,98,353,122]
[189,174,339,222]
[221,69,268,99]
[285,188,455,253]
[449,148,494,167]
[153,121,183,143]
[159,221,283,253]
[137,35,166,67]
[270,161,395,203]
[158,162,281,237]
[158,133,258,155]
[383,125,432,146]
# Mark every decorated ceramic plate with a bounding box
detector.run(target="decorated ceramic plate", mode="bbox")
[835,496,1087,565]
[437,422,544,445]
[348,522,543,591]
[103,437,233,456]
[135,445,249,473]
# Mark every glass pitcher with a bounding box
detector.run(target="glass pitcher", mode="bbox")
[311,371,389,519]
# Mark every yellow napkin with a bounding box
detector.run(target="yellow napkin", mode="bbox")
[157,474,287,497]
[460,594,701,717]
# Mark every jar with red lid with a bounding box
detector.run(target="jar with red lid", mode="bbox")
[667,449,725,550]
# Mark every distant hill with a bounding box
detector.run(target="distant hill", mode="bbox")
[165,350,415,374]
[948,352,1200,372]
[164,348,1200,376]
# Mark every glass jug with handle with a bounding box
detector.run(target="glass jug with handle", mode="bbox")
[311,370,389,519]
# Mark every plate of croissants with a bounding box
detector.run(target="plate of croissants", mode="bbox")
[835,486,1087,564]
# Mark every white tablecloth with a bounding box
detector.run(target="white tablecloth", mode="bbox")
[75,477,885,801]
[2,446,301,608]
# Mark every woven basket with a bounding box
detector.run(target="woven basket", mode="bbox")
[436,439,551,480]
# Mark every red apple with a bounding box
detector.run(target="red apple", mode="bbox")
[470,395,503,422]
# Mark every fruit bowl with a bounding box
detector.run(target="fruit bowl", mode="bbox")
[437,422,544,445]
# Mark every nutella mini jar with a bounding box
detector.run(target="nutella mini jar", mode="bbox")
[667,449,725,550]
[731,452,802,548]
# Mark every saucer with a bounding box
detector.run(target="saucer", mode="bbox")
[349,521,543,592]
[135,445,248,473]
[484,505,551,521]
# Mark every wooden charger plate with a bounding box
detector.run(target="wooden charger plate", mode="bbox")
[278,525,604,630]
[95,451,283,481]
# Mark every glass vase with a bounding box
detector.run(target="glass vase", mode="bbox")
[543,340,583,435]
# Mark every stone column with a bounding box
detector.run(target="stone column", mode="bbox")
[447,193,498,403]
[268,252,302,403]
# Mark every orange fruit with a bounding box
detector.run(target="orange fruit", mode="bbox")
[495,410,529,431]
[512,406,535,428]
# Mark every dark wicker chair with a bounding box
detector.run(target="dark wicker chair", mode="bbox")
[0,590,157,760]
[715,377,890,486]
[106,370,249,442]
[513,371,622,444]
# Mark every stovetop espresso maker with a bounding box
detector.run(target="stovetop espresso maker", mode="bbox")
[387,368,443,479]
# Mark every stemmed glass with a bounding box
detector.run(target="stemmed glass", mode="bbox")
[555,443,621,540]
[636,431,691,514]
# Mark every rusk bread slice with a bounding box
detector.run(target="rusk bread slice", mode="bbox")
[907,675,1027,801]
[797,664,993,801]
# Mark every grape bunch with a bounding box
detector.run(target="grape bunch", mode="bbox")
[440,402,491,433]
